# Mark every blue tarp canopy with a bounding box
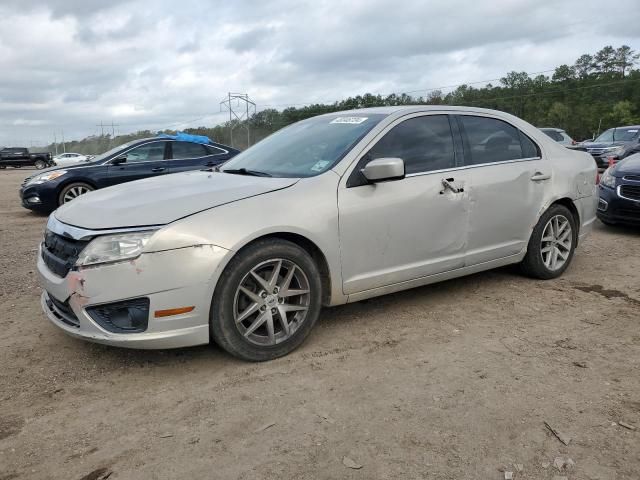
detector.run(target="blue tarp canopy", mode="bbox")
[157,132,212,145]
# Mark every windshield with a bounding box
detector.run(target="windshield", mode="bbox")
[91,140,145,163]
[221,113,387,177]
[594,127,639,143]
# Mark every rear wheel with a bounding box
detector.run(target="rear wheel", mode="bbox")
[58,182,94,206]
[34,160,46,169]
[210,239,322,361]
[520,204,576,279]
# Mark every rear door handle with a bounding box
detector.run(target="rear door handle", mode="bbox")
[531,172,551,181]
[440,177,464,194]
[151,167,166,172]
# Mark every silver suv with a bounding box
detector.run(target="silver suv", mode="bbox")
[37,106,598,361]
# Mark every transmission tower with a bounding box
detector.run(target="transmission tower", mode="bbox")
[220,92,256,149]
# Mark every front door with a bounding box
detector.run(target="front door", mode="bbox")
[455,114,550,265]
[338,113,470,295]
[106,141,169,186]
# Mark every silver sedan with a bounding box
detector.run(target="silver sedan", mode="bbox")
[37,106,598,361]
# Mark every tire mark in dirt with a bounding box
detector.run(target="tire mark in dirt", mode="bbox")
[570,283,640,306]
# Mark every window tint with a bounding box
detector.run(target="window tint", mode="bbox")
[172,141,208,160]
[204,144,226,155]
[460,116,538,164]
[125,142,165,163]
[542,130,563,142]
[368,115,455,174]
[520,131,540,158]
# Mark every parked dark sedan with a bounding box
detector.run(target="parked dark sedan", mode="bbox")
[20,135,238,212]
[597,153,640,226]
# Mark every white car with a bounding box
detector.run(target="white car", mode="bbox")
[38,106,598,361]
[53,153,90,166]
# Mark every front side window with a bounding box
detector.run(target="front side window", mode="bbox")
[221,114,387,178]
[124,142,165,163]
[172,141,208,160]
[367,115,455,174]
[460,116,538,165]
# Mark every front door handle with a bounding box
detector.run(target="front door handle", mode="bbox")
[531,172,551,181]
[440,177,463,194]
[151,167,166,172]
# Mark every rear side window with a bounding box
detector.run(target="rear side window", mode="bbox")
[367,115,455,174]
[460,116,540,165]
[542,130,563,142]
[205,145,226,155]
[172,141,208,160]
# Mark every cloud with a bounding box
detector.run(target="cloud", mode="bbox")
[0,0,638,146]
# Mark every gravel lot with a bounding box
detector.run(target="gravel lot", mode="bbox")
[1,168,639,480]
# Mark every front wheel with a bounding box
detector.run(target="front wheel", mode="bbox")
[210,239,322,361]
[520,204,577,279]
[34,160,46,169]
[58,182,94,206]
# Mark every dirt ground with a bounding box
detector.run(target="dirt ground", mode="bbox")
[0,168,639,480]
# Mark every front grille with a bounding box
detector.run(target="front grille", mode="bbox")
[623,175,640,182]
[41,230,90,277]
[620,184,640,201]
[587,148,606,155]
[46,294,80,327]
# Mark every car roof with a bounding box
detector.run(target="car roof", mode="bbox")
[606,125,640,130]
[317,105,519,116]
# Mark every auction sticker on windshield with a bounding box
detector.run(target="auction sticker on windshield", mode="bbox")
[330,117,368,124]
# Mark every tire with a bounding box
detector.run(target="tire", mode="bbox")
[34,160,46,169]
[520,204,577,280]
[58,182,94,206]
[210,239,322,361]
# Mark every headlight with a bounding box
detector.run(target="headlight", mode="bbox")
[600,168,616,189]
[27,170,67,185]
[76,231,156,267]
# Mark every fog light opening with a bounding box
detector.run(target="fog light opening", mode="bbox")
[86,298,150,333]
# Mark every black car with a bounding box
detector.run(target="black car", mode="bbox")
[581,125,640,169]
[597,153,640,226]
[1,147,53,169]
[20,135,239,212]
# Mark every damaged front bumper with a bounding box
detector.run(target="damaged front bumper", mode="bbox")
[37,243,231,349]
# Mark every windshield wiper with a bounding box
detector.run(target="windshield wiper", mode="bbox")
[222,168,272,177]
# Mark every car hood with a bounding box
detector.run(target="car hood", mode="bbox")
[54,170,299,229]
[613,153,640,177]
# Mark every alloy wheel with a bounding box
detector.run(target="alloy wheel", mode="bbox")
[540,214,572,271]
[233,258,311,346]
[62,185,92,203]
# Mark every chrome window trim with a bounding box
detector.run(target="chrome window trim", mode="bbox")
[617,185,640,202]
[404,156,542,178]
[47,214,163,241]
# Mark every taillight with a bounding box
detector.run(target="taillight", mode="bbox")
[571,140,577,145]
[596,172,600,184]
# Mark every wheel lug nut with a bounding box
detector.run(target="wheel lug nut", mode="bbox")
[271,308,277,314]
[260,305,266,311]
[260,292,267,298]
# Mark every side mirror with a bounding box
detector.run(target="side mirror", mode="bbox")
[361,157,405,183]
[112,156,127,165]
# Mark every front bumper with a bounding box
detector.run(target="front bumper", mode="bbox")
[20,182,58,212]
[38,244,231,349]
[597,184,640,225]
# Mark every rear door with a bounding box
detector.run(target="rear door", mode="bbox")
[456,114,550,265]
[168,141,230,173]
[106,141,169,186]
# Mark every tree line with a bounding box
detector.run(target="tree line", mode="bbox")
[48,45,639,154]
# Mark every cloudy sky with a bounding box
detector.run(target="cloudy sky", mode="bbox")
[0,0,639,146]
